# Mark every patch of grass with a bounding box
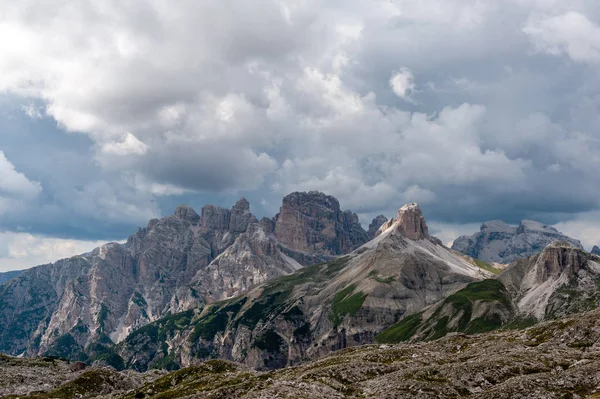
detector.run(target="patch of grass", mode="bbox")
[126,309,196,344]
[368,270,395,284]
[89,350,125,370]
[376,313,423,343]
[238,257,351,329]
[131,291,147,307]
[464,313,504,334]
[43,333,87,361]
[504,317,537,330]
[329,285,368,327]
[473,258,502,275]
[152,351,181,371]
[446,279,511,309]
[190,299,245,342]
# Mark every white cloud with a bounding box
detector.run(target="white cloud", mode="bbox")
[390,68,416,100]
[0,151,42,198]
[524,11,600,63]
[428,222,482,248]
[0,0,600,246]
[101,132,148,156]
[554,213,600,251]
[21,102,44,119]
[0,232,110,272]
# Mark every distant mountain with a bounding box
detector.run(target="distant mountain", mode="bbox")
[377,241,600,343]
[592,245,600,256]
[0,270,23,285]
[0,192,370,362]
[116,203,491,371]
[452,220,582,263]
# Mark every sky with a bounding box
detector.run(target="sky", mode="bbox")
[1,0,600,271]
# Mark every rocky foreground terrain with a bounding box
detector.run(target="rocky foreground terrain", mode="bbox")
[3,307,600,399]
[452,220,582,263]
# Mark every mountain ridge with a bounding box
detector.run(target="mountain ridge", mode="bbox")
[0,191,372,361]
[115,203,492,371]
[452,219,582,263]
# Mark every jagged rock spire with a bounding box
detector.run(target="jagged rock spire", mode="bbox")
[174,204,200,223]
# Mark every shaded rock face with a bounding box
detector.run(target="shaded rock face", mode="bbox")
[274,191,369,257]
[0,192,369,362]
[117,204,491,372]
[452,219,582,263]
[367,215,388,239]
[592,245,600,256]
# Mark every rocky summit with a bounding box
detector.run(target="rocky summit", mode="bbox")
[452,219,582,263]
[0,192,371,365]
[274,191,368,262]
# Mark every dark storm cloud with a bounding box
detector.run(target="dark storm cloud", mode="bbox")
[0,0,600,257]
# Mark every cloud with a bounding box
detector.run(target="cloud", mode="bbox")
[524,11,600,63]
[21,102,44,119]
[0,151,42,199]
[0,232,109,272]
[554,212,600,251]
[390,68,416,100]
[101,132,148,156]
[0,0,599,255]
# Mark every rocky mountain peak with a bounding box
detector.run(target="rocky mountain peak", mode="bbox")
[232,198,250,213]
[481,220,516,234]
[517,220,556,234]
[368,215,388,239]
[280,191,341,213]
[274,191,368,256]
[498,241,597,320]
[393,203,429,240]
[592,245,600,256]
[533,241,587,282]
[452,218,582,263]
[174,204,200,223]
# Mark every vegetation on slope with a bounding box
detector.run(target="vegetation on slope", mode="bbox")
[377,279,513,343]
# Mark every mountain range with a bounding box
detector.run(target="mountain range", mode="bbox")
[0,192,376,361]
[0,191,598,378]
